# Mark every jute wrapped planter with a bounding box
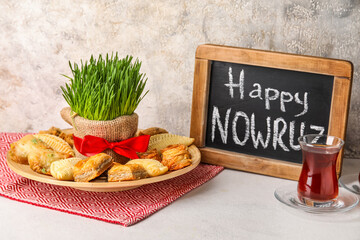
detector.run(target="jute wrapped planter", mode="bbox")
[61,107,138,164]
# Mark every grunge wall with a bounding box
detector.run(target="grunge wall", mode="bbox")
[1,0,359,158]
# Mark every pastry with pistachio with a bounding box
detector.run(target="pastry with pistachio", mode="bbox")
[38,126,74,148]
[8,135,52,164]
[34,134,74,157]
[28,149,69,175]
[8,134,75,175]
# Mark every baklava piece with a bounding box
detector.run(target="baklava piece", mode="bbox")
[108,163,149,182]
[34,134,74,157]
[73,153,113,182]
[161,144,192,171]
[39,127,74,148]
[138,149,161,162]
[28,149,69,175]
[126,159,168,177]
[50,157,82,181]
[8,135,50,164]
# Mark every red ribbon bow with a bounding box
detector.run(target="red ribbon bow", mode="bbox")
[73,134,150,159]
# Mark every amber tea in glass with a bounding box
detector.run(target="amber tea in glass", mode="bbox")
[297,134,344,206]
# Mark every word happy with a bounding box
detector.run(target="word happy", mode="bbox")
[211,67,325,152]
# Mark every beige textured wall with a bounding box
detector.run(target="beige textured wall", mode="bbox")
[0,0,359,157]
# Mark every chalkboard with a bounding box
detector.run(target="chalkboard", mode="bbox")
[190,44,353,180]
[205,61,333,164]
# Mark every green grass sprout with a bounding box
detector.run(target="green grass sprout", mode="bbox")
[61,53,148,121]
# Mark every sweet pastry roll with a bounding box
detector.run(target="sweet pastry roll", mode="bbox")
[148,134,195,152]
[138,149,161,162]
[8,135,50,164]
[73,153,113,182]
[50,157,82,181]
[160,144,192,171]
[126,159,168,177]
[59,132,74,148]
[38,126,62,136]
[39,127,74,148]
[28,148,69,175]
[136,127,168,136]
[108,163,149,182]
[33,134,74,157]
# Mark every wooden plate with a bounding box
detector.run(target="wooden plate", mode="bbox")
[6,145,201,192]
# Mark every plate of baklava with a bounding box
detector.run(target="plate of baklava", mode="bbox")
[6,127,201,192]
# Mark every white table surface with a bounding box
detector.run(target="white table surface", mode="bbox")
[0,158,359,240]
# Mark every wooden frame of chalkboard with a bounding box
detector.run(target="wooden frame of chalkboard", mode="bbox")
[190,44,353,180]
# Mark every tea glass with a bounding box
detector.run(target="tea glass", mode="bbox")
[297,134,344,207]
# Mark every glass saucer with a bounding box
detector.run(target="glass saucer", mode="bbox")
[274,184,359,213]
[339,174,360,195]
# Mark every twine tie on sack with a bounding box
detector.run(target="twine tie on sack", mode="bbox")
[70,111,79,131]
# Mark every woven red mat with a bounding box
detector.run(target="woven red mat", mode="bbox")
[0,132,223,226]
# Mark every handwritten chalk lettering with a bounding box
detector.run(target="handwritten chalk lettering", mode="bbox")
[265,88,280,110]
[239,69,244,99]
[273,117,290,152]
[251,113,271,149]
[310,125,325,135]
[249,83,263,100]
[224,67,244,99]
[226,67,234,98]
[211,106,231,144]
[294,92,308,117]
[211,106,325,152]
[289,121,305,150]
[280,92,294,112]
[226,70,309,118]
[232,111,250,146]
[248,84,309,117]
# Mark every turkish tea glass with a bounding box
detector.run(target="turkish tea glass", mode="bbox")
[297,134,344,207]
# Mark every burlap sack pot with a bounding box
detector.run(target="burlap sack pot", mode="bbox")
[60,107,138,164]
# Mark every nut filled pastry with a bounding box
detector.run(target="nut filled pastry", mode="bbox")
[138,149,161,162]
[126,159,168,177]
[8,134,74,167]
[108,163,149,182]
[161,144,192,171]
[73,153,113,182]
[8,135,49,164]
[50,157,82,181]
[28,148,69,175]
[34,134,74,157]
[39,126,74,148]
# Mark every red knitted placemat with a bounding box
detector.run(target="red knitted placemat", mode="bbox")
[0,132,223,226]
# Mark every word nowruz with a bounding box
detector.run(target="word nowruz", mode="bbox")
[211,67,325,152]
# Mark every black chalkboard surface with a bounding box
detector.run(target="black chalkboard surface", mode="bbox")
[205,61,334,164]
[190,44,352,180]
